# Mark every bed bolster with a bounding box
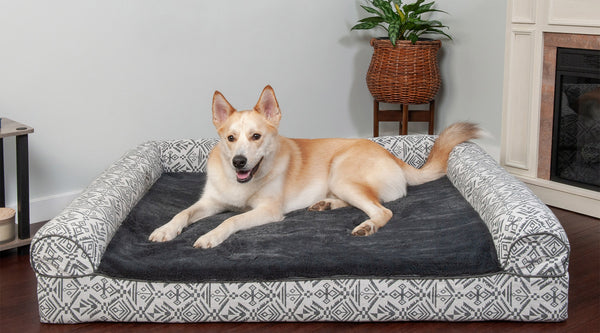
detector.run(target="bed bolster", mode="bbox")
[506,233,570,276]
[159,138,219,173]
[370,135,435,168]
[447,143,570,276]
[31,142,163,277]
[159,136,433,173]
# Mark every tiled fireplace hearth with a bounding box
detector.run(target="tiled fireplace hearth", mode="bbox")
[502,0,600,217]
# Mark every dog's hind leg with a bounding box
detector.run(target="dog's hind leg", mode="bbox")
[327,143,401,236]
[308,198,349,211]
[331,182,393,236]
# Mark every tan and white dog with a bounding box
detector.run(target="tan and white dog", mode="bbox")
[149,86,481,248]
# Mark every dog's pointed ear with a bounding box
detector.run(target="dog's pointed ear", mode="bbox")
[212,91,236,128]
[254,85,281,126]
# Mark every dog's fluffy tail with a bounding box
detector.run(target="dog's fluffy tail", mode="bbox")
[399,122,482,186]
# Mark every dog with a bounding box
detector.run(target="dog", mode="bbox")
[149,85,481,248]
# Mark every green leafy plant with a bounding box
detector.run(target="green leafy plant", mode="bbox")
[351,0,451,45]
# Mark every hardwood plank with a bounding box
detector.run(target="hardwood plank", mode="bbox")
[0,207,598,332]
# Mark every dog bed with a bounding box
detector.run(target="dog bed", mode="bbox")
[30,136,570,323]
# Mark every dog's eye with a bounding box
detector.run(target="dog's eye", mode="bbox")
[227,135,235,142]
[252,133,261,141]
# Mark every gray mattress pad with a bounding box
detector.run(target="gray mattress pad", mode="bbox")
[97,173,502,282]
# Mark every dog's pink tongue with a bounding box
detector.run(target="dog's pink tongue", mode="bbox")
[237,170,251,180]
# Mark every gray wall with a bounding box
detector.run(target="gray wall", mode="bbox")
[0,0,506,222]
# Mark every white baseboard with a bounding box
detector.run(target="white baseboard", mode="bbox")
[516,176,600,218]
[6,190,82,224]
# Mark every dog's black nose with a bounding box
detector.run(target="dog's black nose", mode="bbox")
[232,155,247,169]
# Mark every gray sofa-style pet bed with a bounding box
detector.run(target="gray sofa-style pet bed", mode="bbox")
[30,136,570,323]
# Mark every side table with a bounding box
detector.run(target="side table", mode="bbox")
[0,118,33,254]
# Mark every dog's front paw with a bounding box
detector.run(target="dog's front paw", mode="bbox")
[193,230,226,249]
[149,224,180,242]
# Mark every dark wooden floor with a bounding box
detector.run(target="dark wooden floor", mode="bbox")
[0,206,598,332]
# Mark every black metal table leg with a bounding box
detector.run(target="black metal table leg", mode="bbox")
[0,137,4,207]
[16,134,30,254]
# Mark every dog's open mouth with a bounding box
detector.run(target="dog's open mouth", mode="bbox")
[236,158,263,183]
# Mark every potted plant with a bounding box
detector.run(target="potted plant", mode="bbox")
[352,0,451,104]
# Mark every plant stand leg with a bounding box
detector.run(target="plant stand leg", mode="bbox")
[429,99,435,135]
[373,99,380,137]
[401,104,409,135]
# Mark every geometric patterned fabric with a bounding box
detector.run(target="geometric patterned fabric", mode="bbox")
[36,274,568,323]
[31,135,570,322]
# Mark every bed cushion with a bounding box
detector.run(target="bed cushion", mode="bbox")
[97,172,501,282]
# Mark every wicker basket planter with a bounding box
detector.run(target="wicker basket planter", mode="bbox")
[367,38,441,104]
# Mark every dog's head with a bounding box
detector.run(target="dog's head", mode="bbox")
[212,85,282,183]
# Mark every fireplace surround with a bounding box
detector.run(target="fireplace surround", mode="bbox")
[502,0,600,217]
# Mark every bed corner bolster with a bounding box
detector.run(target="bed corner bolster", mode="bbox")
[447,143,571,276]
[30,141,163,277]
[505,233,570,277]
[30,235,96,277]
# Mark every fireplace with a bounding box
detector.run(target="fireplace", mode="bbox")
[538,33,600,196]
[550,47,600,191]
[503,0,600,218]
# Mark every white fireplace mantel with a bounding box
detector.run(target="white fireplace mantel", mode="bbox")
[501,0,600,218]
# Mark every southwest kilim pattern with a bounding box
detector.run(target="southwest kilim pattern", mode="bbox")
[446,143,570,276]
[31,136,570,322]
[160,138,218,173]
[31,142,163,275]
[36,274,568,323]
[370,135,435,168]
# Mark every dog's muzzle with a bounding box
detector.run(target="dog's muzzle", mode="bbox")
[232,155,263,183]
